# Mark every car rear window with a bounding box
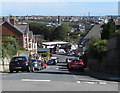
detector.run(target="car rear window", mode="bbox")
[11,57,27,62]
[31,59,37,62]
[72,60,82,62]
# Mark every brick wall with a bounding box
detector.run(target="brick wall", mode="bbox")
[2,22,23,47]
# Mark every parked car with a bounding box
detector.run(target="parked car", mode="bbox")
[66,57,76,63]
[67,59,84,72]
[66,52,75,56]
[51,57,59,63]
[31,59,42,71]
[47,59,56,65]
[9,56,34,73]
[39,60,47,69]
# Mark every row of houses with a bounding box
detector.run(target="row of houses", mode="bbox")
[78,18,120,55]
[0,16,37,55]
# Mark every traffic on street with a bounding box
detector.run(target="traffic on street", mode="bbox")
[1,55,118,91]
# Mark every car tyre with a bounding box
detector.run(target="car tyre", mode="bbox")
[10,69,13,73]
[27,66,31,72]
[68,68,72,71]
[16,71,19,73]
[81,68,84,72]
[31,67,35,72]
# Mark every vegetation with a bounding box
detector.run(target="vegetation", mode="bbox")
[1,36,19,69]
[29,22,55,41]
[101,19,116,40]
[52,24,72,41]
[88,37,107,60]
[29,23,72,41]
[41,52,51,57]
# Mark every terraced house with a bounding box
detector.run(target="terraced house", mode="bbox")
[1,16,37,55]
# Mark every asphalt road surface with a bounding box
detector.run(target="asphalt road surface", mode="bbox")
[1,54,119,91]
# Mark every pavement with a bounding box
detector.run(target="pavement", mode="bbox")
[86,68,120,82]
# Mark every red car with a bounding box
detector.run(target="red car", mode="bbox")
[67,59,84,72]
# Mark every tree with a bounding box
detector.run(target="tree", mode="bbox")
[29,22,55,41]
[6,36,19,57]
[101,19,116,40]
[1,36,19,69]
[52,24,72,41]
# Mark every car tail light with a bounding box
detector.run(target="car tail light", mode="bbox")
[24,61,28,65]
[33,62,38,64]
[79,62,84,66]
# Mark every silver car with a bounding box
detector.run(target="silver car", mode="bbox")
[31,59,42,71]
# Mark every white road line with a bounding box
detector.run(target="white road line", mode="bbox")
[99,82,107,85]
[77,81,81,83]
[84,81,95,84]
[21,79,51,82]
[109,82,118,84]
[72,75,78,80]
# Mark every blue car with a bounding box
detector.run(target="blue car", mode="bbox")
[47,59,56,65]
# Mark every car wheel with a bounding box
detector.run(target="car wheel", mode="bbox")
[81,68,84,72]
[68,68,72,71]
[36,67,39,71]
[27,66,31,72]
[31,67,35,72]
[10,69,13,73]
[16,71,19,73]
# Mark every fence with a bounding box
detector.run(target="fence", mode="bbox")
[0,58,10,71]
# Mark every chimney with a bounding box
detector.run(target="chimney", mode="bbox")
[9,16,15,25]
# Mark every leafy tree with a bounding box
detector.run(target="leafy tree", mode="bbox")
[52,24,72,41]
[1,36,19,69]
[29,22,55,41]
[88,37,107,60]
[29,23,72,41]
[101,19,116,39]
[6,36,19,57]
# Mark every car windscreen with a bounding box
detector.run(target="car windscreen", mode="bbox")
[11,57,27,62]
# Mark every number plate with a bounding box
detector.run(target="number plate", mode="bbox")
[15,67,22,69]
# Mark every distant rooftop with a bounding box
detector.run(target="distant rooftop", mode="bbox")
[83,24,102,40]
[42,41,71,45]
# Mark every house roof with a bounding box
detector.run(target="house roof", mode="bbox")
[42,41,70,46]
[2,21,23,34]
[115,20,120,26]
[83,24,102,40]
[16,25,29,34]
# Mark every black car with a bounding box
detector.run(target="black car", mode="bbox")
[31,59,42,71]
[9,56,34,73]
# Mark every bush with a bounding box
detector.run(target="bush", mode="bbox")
[89,37,107,60]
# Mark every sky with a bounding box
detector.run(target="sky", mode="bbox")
[1,1,118,16]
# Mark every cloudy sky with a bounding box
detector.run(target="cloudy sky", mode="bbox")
[1,1,118,16]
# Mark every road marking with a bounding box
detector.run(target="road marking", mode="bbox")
[21,79,51,82]
[77,81,81,83]
[84,81,95,84]
[99,82,107,85]
[109,82,118,84]
[72,75,78,80]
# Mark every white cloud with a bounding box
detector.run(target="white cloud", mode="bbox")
[0,0,119,2]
